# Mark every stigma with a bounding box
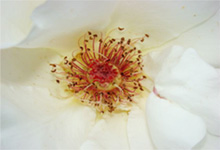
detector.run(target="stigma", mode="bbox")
[50,27,149,113]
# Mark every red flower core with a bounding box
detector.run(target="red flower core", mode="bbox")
[50,28,149,113]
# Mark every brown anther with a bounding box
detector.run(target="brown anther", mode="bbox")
[129,50,133,53]
[50,64,56,67]
[118,27,124,31]
[140,38,144,42]
[121,37,125,41]
[138,50,142,53]
[85,40,89,42]
[88,31,92,35]
[64,56,67,59]
[89,37,93,40]
[127,39,131,45]
[56,80,60,83]
[145,34,149,38]
[143,75,147,79]
[64,60,68,64]
[99,39,103,43]
[72,58,76,61]
[87,48,91,51]
[80,46,83,50]
[93,34,98,37]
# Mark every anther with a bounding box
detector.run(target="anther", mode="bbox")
[118,27,124,31]
[145,34,149,38]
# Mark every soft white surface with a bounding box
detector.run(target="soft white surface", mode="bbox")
[80,113,129,150]
[1,0,45,48]
[18,1,117,51]
[16,1,219,53]
[146,93,206,149]
[1,99,96,149]
[108,1,219,51]
[174,9,220,67]
[127,106,154,150]
[153,47,220,136]
[193,133,220,150]
[1,47,96,149]
[143,8,220,67]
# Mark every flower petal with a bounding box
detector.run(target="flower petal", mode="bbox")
[1,47,70,117]
[127,106,155,150]
[146,93,206,149]
[154,46,220,136]
[1,1,45,49]
[1,100,96,149]
[18,1,117,51]
[174,9,220,67]
[1,47,97,149]
[193,133,220,150]
[108,1,219,52]
[80,113,129,150]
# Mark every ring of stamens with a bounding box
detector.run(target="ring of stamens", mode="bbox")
[50,27,149,113]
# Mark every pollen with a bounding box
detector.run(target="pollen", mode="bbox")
[50,27,149,113]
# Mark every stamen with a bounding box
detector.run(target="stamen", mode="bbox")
[50,28,150,113]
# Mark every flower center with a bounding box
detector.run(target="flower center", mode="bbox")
[87,62,121,91]
[50,27,149,113]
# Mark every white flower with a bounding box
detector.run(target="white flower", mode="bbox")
[1,1,220,150]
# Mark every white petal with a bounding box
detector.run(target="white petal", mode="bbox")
[1,1,45,49]
[127,106,155,150]
[193,133,220,150]
[1,47,97,149]
[80,113,129,150]
[108,1,219,52]
[154,47,220,136]
[1,47,69,117]
[1,101,96,149]
[174,9,220,67]
[143,46,185,80]
[146,93,206,149]
[18,1,117,51]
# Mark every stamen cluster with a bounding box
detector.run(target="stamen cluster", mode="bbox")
[50,28,149,113]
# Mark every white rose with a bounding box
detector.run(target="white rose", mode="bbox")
[1,1,220,150]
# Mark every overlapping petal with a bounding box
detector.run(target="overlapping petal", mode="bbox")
[151,46,220,136]
[127,106,154,150]
[1,48,96,149]
[1,1,45,48]
[18,1,117,51]
[80,113,129,150]
[108,1,219,52]
[1,99,96,149]
[146,93,206,149]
